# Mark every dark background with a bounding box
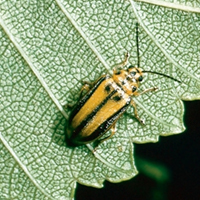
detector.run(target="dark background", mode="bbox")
[75,100,200,200]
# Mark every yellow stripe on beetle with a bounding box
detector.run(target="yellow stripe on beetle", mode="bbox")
[66,52,181,150]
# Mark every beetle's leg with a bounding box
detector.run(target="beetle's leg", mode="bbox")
[113,52,130,72]
[93,123,116,152]
[100,123,116,144]
[81,80,94,88]
[79,82,92,98]
[138,87,158,96]
[133,87,158,97]
[130,100,145,125]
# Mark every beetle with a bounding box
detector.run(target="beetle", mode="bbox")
[66,52,180,148]
[66,23,181,149]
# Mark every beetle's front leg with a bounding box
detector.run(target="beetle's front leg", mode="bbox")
[113,52,130,73]
[138,87,158,95]
[133,87,158,97]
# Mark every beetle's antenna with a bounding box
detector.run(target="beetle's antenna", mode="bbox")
[136,22,140,68]
[142,71,181,83]
[136,23,181,84]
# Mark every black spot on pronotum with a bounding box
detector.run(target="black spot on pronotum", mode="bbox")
[113,95,122,102]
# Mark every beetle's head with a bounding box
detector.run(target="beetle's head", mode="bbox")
[127,65,143,82]
[113,65,143,95]
[127,65,181,85]
[125,65,144,95]
[113,64,181,96]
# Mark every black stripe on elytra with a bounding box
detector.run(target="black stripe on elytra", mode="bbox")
[79,98,131,143]
[71,89,117,139]
[69,75,109,122]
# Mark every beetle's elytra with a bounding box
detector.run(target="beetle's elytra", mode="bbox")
[66,23,181,149]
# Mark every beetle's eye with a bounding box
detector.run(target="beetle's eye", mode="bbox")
[132,86,137,92]
[128,65,135,69]
[130,71,136,76]
[138,76,143,82]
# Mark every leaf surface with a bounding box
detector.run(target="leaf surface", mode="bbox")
[0,0,199,199]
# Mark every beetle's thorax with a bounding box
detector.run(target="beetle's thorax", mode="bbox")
[112,66,143,96]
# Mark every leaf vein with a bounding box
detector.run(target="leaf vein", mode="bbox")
[0,18,68,119]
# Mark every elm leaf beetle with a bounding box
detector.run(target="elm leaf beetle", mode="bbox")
[66,23,181,150]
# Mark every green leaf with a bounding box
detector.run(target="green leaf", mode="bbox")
[0,0,199,199]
